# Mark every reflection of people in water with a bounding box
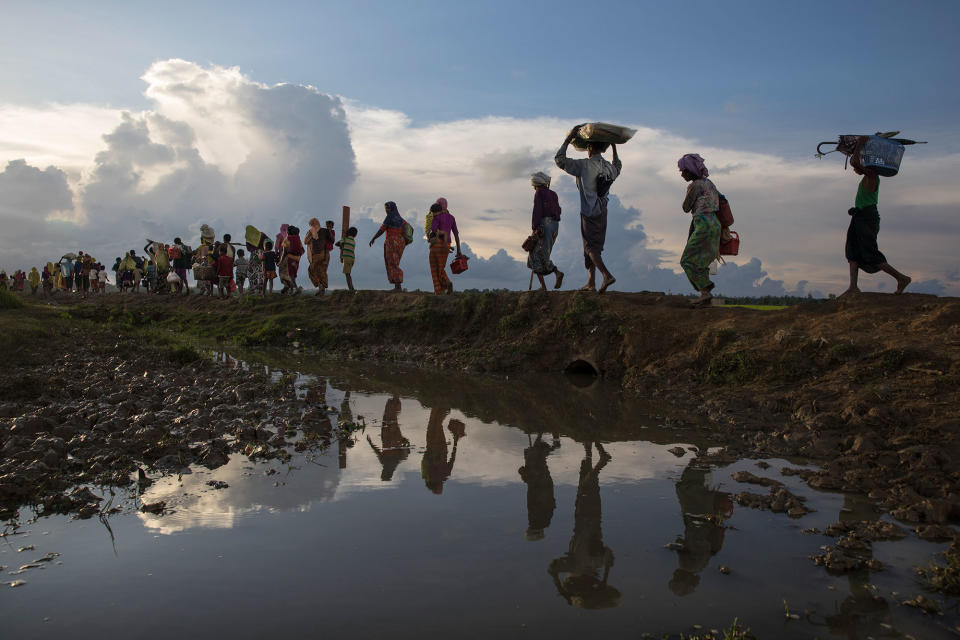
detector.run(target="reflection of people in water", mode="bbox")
[820,495,891,639]
[668,461,733,596]
[421,407,465,494]
[367,394,411,481]
[518,433,557,541]
[337,390,353,469]
[548,442,621,609]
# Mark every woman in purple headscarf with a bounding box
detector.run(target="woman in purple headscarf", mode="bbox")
[678,153,720,307]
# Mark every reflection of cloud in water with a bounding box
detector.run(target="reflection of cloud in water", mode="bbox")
[139,386,703,534]
[138,447,342,534]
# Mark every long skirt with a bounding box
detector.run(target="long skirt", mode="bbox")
[429,242,451,294]
[383,229,405,284]
[681,213,721,292]
[845,205,886,274]
[309,252,330,289]
[527,216,559,275]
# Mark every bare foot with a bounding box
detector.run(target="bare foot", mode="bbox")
[579,284,596,292]
[895,276,911,294]
[554,271,564,289]
[839,287,861,297]
[598,275,616,294]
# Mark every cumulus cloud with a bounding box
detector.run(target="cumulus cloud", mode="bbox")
[0,159,74,219]
[0,59,355,269]
[2,59,959,297]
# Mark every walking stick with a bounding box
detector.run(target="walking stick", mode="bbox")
[529,270,534,291]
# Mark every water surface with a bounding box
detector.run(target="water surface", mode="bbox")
[3,353,957,639]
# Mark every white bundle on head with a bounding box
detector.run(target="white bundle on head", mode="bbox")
[530,171,551,188]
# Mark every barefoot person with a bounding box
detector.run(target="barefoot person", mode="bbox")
[306,217,331,296]
[528,172,564,291]
[429,197,462,294]
[842,138,911,296]
[678,153,721,307]
[555,126,620,293]
[369,201,406,291]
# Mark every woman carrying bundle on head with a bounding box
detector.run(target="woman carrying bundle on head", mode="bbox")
[370,201,407,291]
[841,137,911,296]
[677,153,721,307]
[527,172,564,291]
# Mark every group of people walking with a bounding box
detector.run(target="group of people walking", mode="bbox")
[6,130,911,301]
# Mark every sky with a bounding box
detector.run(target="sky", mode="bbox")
[1,0,959,296]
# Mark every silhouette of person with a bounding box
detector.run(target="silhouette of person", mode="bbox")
[421,406,465,494]
[518,433,557,541]
[667,460,733,596]
[367,394,411,481]
[548,442,621,609]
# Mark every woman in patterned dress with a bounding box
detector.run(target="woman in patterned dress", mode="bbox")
[369,201,406,291]
[678,153,721,307]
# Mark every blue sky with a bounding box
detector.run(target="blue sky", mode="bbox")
[1,0,959,295]
[4,0,958,153]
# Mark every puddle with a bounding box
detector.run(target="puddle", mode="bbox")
[2,351,958,639]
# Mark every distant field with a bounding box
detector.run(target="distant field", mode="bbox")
[721,304,788,310]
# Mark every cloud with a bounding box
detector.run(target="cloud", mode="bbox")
[0,159,74,219]
[2,59,960,297]
[0,59,355,268]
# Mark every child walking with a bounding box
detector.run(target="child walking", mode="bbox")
[216,245,234,299]
[262,241,277,294]
[336,227,358,292]
[235,249,249,294]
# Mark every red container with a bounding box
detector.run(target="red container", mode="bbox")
[719,231,740,256]
[450,255,469,274]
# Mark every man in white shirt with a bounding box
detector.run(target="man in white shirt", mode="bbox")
[555,125,621,293]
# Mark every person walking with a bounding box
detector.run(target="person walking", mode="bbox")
[842,137,911,296]
[555,126,620,293]
[306,217,331,296]
[429,198,462,294]
[678,153,721,307]
[369,201,406,291]
[527,172,564,291]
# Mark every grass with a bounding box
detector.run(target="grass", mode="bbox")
[721,304,787,311]
[0,289,24,310]
[916,548,960,595]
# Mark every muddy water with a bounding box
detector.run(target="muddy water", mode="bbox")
[3,352,958,639]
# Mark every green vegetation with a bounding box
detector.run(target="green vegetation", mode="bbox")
[916,548,960,595]
[679,618,754,640]
[721,304,787,311]
[704,350,760,385]
[0,289,24,310]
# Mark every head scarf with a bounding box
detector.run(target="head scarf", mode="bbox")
[530,172,551,188]
[383,201,404,228]
[678,154,709,179]
[435,197,449,213]
[530,171,551,187]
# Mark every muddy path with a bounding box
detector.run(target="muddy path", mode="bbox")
[4,290,960,596]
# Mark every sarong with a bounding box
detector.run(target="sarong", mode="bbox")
[845,206,886,274]
[309,252,330,289]
[680,213,721,292]
[384,228,404,284]
[429,241,451,294]
[581,203,608,270]
[528,216,559,275]
[287,255,301,280]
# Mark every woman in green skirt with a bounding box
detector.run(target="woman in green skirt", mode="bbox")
[678,153,720,307]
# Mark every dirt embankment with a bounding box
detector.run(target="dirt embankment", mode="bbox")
[6,290,960,545]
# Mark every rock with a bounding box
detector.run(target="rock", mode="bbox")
[719,565,731,575]
[206,480,229,490]
[732,471,783,487]
[902,594,940,614]
[140,501,166,514]
[667,446,686,457]
[9,580,26,588]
